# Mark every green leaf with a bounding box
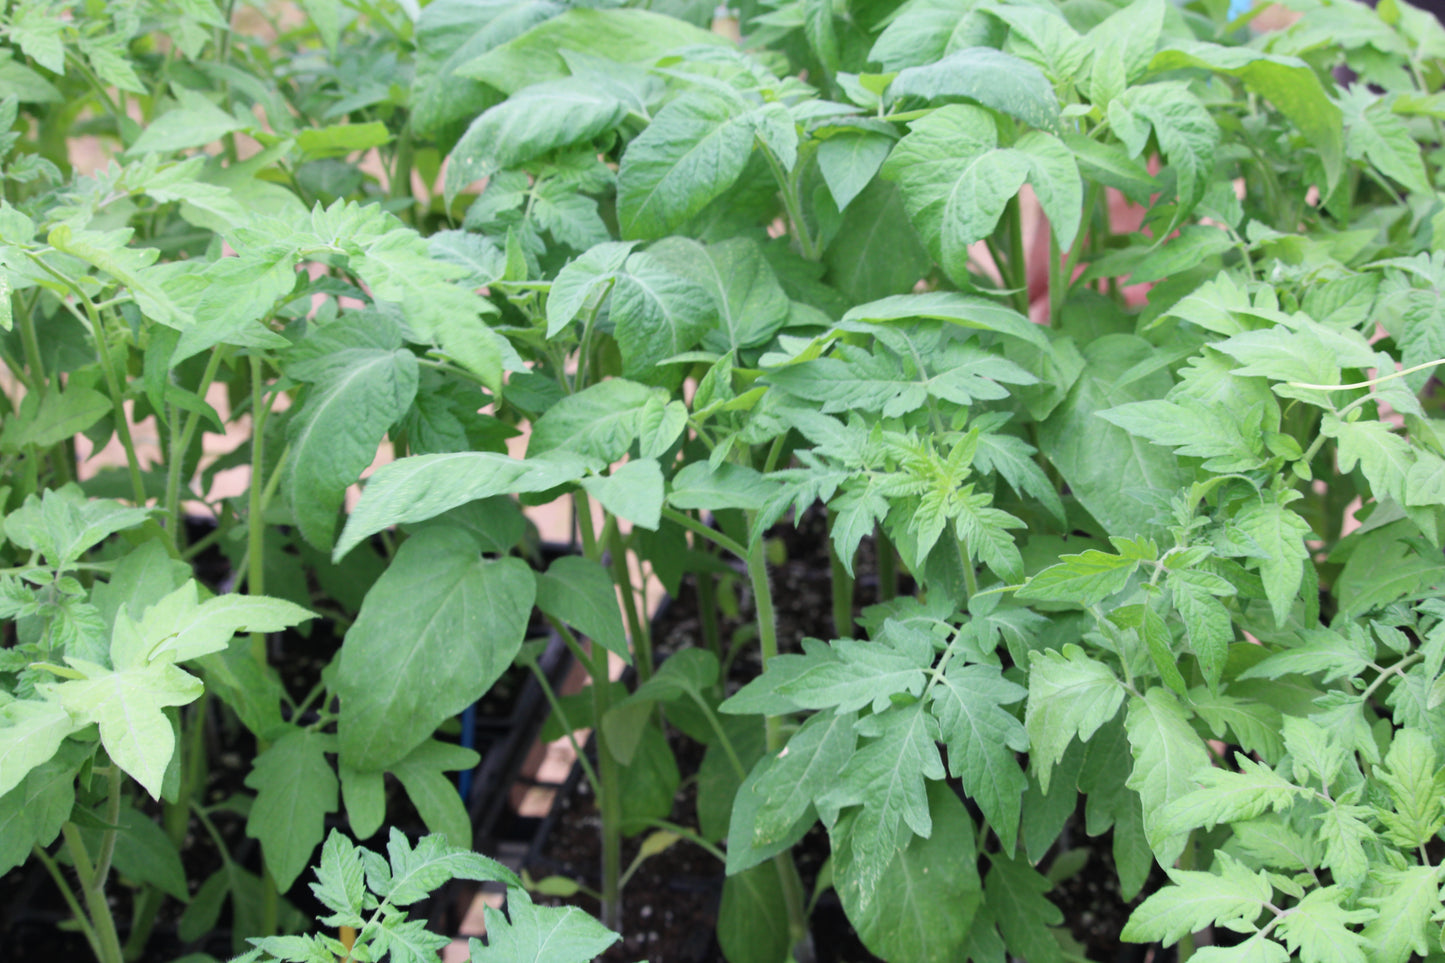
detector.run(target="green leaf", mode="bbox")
[286,332,420,550]
[528,378,658,461]
[1169,570,1234,691]
[1107,82,1218,223]
[609,251,718,375]
[456,7,726,94]
[717,862,791,963]
[126,581,314,667]
[369,827,519,905]
[985,850,1064,963]
[617,91,758,240]
[1233,492,1313,627]
[841,291,1048,350]
[92,805,189,901]
[1025,644,1124,796]
[0,386,111,451]
[40,660,202,799]
[649,236,791,354]
[1360,865,1441,963]
[0,739,84,875]
[1086,0,1165,107]
[445,78,628,199]
[836,781,982,963]
[546,240,634,337]
[821,704,945,913]
[334,449,593,560]
[245,729,339,891]
[1315,804,1372,890]
[1374,728,1445,849]
[777,637,929,713]
[817,130,895,211]
[580,459,664,532]
[736,711,856,866]
[1275,887,1372,963]
[1019,549,1139,606]
[336,529,535,769]
[310,832,367,928]
[0,699,81,798]
[1149,42,1344,190]
[1014,131,1083,250]
[928,662,1028,853]
[1125,688,1212,867]
[1036,335,1191,540]
[1157,757,1306,836]
[882,105,1027,285]
[127,88,249,155]
[296,121,391,160]
[535,556,629,661]
[3,487,153,571]
[887,48,1060,132]
[1121,851,1273,946]
[47,225,188,328]
[823,180,933,303]
[1098,399,1269,472]
[478,888,619,962]
[1323,413,1414,507]
[669,461,778,513]
[391,741,481,851]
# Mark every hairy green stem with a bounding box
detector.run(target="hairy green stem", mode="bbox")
[576,494,623,930]
[1005,196,1028,316]
[164,348,227,537]
[33,844,101,959]
[660,505,747,558]
[246,355,270,666]
[524,640,601,797]
[607,524,651,682]
[760,142,821,261]
[61,822,125,963]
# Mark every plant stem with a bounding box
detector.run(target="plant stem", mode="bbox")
[524,643,602,797]
[247,354,269,668]
[576,493,623,931]
[33,844,101,959]
[659,505,747,558]
[1047,222,1064,326]
[164,347,227,536]
[1005,196,1029,315]
[827,510,853,637]
[61,822,125,963]
[744,529,783,752]
[759,142,820,261]
[607,524,651,682]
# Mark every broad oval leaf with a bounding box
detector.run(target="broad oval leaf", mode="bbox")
[617,91,758,240]
[444,78,628,200]
[336,529,535,769]
[887,47,1061,132]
